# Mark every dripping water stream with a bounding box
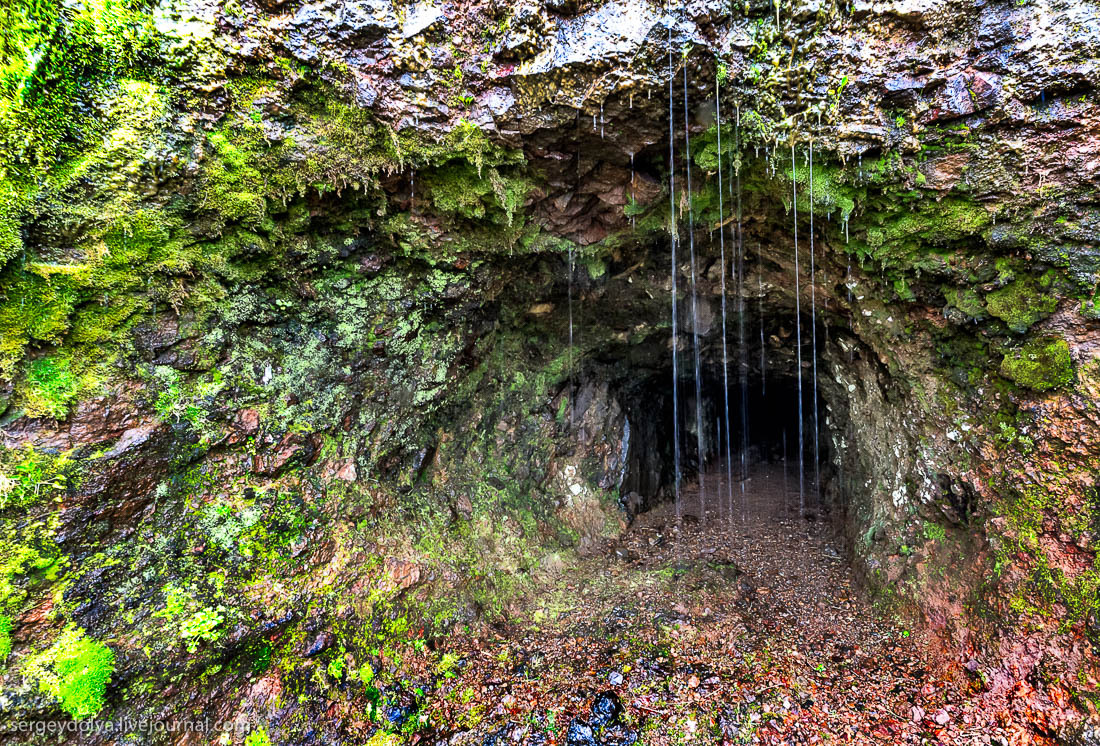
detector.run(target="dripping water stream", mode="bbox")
[667,11,682,520]
[714,79,735,530]
[791,142,805,517]
[758,260,766,399]
[683,58,706,524]
[733,107,748,521]
[735,113,749,518]
[567,246,575,429]
[809,141,821,498]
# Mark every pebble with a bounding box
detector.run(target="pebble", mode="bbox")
[591,691,623,727]
[566,721,596,746]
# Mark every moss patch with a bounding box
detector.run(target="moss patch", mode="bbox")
[999,337,1074,391]
[985,278,1058,333]
[25,625,115,720]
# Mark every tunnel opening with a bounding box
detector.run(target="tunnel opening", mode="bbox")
[543,225,861,528]
[612,334,836,522]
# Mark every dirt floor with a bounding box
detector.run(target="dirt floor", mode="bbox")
[398,464,1056,745]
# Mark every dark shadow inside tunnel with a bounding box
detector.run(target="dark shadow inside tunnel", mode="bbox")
[614,357,833,519]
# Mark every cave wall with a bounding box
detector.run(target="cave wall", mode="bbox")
[0,0,1098,740]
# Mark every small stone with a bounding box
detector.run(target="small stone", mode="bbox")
[303,631,335,657]
[591,690,623,727]
[566,720,596,746]
[933,710,950,726]
[609,671,624,686]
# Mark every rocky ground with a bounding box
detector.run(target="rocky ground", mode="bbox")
[361,465,1069,746]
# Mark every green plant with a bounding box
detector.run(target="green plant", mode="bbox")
[0,444,70,510]
[250,642,273,673]
[922,521,946,542]
[0,614,11,661]
[22,356,80,418]
[27,626,115,720]
[327,655,345,680]
[245,727,272,746]
[437,652,459,677]
[178,607,225,652]
[155,585,226,652]
[829,75,849,111]
[1000,337,1074,391]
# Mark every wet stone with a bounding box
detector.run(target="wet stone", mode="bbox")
[303,631,335,657]
[590,690,623,727]
[566,720,597,746]
[381,690,418,726]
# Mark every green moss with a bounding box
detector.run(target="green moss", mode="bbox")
[999,337,1074,391]
[1081,291,1100,320]
[885,199,989,241]
[365,731,403,746]
[245,728,273,746]
[0,179,28,267]
[791,161,857,222]
[0,208,198,410]
[893,277,915,301]
[922,521,946,542]
[943,286,987,319]
[423,162,529,226]
[21,356,80,419]
[985,279,1058,333]
[0,0,159,180]
[203,130,268,225]
[994,482,1100,635]
[0,443,71,511]
[26,625,114,720]
[0,613,11,661]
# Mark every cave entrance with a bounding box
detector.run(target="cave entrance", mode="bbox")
[616,346,832,522]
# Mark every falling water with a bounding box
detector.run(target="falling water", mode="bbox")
[846,213,853,362]
[667,16,682,521]
[714,78,735,528]
[733,107,748,520]
[683,58,706,523]
[758,263,766,397]
[782,426,789,511]
[568,246,575,429]
[715,416,723,514]
[600,103,605,139]
[791,142,805,517]
[629,152,636,231]
[736,122,749,499]
[809,141,821,498]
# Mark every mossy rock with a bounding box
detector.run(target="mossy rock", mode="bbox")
[985,278,1057,333]
[1081,292,1100,320]
[999,337,1074,392]
[943,286,987,319]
